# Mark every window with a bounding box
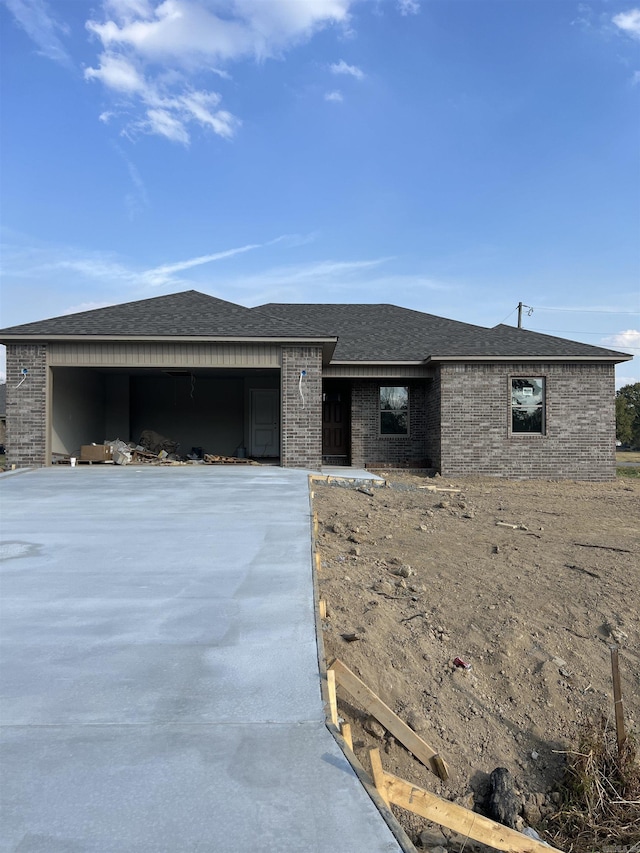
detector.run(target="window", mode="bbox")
[511,377,545,434]
[380,386,409,435]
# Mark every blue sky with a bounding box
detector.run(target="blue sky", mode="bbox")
[1,0,638,386]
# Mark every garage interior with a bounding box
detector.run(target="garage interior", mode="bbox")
[50,367,281,462]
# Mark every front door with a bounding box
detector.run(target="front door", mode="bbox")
[322,381,350,461]
[250,389,279,457]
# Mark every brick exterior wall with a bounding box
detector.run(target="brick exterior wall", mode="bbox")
[281,346,323,469]
[439,362,616,481]
[424,369,441,470]
[6,344,48,468]
[350,380,430,468]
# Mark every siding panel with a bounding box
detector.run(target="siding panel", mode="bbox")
[48,343,280,368]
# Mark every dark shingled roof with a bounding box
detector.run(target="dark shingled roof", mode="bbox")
[252,303,629,361]
[0,291,327,340]
[0,291,630,362]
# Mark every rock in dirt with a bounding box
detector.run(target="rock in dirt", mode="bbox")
[364,717,386,739]
[488,767,519,829]
[406,709,426,733]
[341,631,363,642]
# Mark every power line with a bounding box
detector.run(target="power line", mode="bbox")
[529,328,638,336]
[531,306,639,315]
[496,306,518,325]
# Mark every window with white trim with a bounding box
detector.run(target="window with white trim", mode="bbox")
[380,386,409,436]
[511,377,545,434]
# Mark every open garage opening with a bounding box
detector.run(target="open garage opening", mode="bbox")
[50,367,281,463]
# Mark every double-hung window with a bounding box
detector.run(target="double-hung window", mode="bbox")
[380,386,409,436]
[511,377,545,434]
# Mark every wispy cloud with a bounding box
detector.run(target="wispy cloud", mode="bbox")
[613,9,640,39]
[330,59,364,80]
[113,144,149,219]
[84,52,240,144]
[204,256,457,307]
[325,90,343,102]
[397,0,420,16]
[2,233,315,292]
[60,300,116,315]
[140,236,300,287]
[3,0,72,66]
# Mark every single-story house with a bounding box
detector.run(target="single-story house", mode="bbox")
[0,290,632,480]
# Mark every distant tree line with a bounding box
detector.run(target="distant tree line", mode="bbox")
[616,382,640,448]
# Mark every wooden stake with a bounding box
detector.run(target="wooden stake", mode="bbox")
[330,658,449,780]
[313,511,319,537]
[610,646,626,756]
[369,748,390,807]
[340,722,353,751]
[326,669,338,727]
[373,759,563,852]
[319,599,327,619]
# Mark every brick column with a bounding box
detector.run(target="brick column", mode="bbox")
[6,344,48,468]
[281,346,322,469]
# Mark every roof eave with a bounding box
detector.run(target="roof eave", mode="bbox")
[329,360,425,366]
[426,354,633,363]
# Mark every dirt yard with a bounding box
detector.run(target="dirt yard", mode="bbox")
[313,473,640,851]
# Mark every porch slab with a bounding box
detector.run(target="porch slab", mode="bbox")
[318,466,386,485]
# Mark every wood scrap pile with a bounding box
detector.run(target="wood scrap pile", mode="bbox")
[203,454,260,465]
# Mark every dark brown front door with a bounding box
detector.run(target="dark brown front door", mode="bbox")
[322,381,350,461]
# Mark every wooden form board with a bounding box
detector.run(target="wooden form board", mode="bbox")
[369,750,563,853]
[330,658,448,781]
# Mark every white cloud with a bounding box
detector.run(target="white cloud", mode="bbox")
[330,59,364,80]
[84,0,356,143]
[3,0,72,66]
[85,52,146,93]
[324,90,343,102]
[397,0,420,16]
[87,0,352,63]
[632,70,640,85]
[613,8,640,39]
[602,329,640,353]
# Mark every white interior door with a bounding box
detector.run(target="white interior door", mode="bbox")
[250,389,280,457]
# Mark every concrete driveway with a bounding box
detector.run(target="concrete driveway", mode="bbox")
[0,467,401,853]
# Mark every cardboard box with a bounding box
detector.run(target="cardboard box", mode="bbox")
[80,444,112,462]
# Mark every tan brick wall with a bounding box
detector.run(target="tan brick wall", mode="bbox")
[6,344,48,468]
[281,346,323,469]
[439,362,616,481]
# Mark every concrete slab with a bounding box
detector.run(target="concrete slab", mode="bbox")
[0,467,402,853]
[320,466,385,481]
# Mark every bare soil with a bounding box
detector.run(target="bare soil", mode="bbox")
[313,474,640,851]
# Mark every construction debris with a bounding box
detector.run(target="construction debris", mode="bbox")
[54,431,261,467]
[203,454,260,465]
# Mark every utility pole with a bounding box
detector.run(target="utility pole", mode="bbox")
[517,302,533,328]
